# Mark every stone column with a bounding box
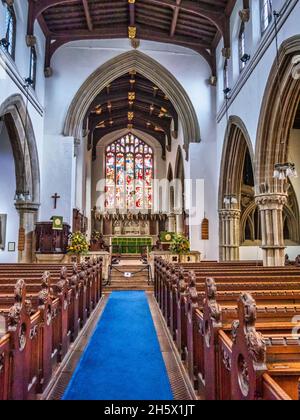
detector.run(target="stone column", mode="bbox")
[219,209,241,261]
[15,202,40,263]
[255,192,287,267]
[168,213,176,233]
[175,211,184,234]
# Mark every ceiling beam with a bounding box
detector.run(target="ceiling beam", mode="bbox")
[89,109,171,134]
[129,0,136,26]
[82,0,93,32]
[88,90,177,117]
[170,0,181,37]
[44,26,215,73]
[28,0,227,39]
[33,0,233,77]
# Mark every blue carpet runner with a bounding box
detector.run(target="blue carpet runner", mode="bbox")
[63,291,174,400]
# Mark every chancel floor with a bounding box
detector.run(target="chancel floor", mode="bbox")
[44,292,195,401]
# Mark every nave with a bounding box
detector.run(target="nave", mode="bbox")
[1,0,300,402]
[51,291,191,401]
[2,256,300,401]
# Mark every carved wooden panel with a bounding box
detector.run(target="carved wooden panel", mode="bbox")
[18,227,25,251]
[201,218,209,240]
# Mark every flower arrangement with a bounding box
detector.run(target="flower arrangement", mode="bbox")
[169,233,190,255]
[67,232,89,255]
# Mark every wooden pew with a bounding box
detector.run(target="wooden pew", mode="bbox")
[191,278,300,399]
[154,257,300,318]
[0,258,102,400]
[222,293,300,400]
[172,271,300,364]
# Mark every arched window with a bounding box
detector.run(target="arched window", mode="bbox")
[261,0,273,33]
[105,134,153,210]
[2,2,16,59]
[29,46,37,89]
[238,23,246,72]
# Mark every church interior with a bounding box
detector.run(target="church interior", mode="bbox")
[1,0,300,402]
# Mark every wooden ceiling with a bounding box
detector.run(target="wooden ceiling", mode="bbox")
[86,71,177,158]
[27,0,238,75]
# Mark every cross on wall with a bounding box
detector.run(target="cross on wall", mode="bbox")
[52,193,61,209]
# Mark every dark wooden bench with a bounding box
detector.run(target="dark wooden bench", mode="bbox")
[0,258,102,400]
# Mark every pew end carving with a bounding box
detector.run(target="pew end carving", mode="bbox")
[231,293,267,400]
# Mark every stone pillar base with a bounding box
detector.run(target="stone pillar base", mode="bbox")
[255,192,287,267]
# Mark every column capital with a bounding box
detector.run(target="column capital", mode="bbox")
[15,201,40,213]
[219,209,241,220]
[255,193,288,209]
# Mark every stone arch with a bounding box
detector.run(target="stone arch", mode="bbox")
[63,50,200,160]
[255,35,300,266]
[218,116,254,261]
[174,145,185,182]
[219,115,254,209]
[0,94,40,262]
[0,94,40,204]
[167,163,173,182]
[255,35,300,188]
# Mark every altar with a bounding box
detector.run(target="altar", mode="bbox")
[91,210,168,255]
[111,237,153,254]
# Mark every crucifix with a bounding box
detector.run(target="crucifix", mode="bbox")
[52,193,60,209]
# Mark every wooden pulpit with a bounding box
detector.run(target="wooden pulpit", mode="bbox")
[35,222,70,254]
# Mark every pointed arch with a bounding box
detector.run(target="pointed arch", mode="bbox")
[63,50,200,160]
[167,163,173,182]
[255,35,300,189]
[219,115,254,209]
[0,94,40,204]
[218,116,254,260]
[174,145,185,182]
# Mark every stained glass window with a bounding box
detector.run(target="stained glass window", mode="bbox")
[105,134,153,210]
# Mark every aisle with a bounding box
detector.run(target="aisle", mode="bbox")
[63,291,174,400]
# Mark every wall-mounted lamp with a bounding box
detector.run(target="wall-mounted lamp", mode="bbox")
[0,38,9,49]
[241,53,251,63]
[24,77,34,87]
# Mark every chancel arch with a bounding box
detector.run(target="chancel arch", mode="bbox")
[64,50,200,160]
[255,35,300,266]
[0,94,40,263]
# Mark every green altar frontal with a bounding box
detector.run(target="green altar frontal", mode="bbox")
[112,237,153,254]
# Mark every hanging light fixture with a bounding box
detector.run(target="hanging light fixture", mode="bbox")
[272,11,297,181]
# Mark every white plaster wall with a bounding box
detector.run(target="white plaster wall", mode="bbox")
[0,0,45,210]
[40,135,76,226]
[0,124,18,262]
